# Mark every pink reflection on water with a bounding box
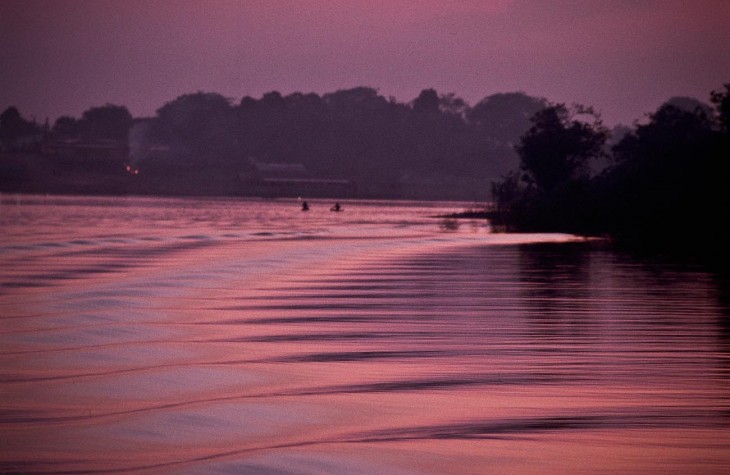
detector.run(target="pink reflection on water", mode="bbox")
[1,196,728,473]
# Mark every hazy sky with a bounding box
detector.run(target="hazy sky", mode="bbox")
[2,0,729,125]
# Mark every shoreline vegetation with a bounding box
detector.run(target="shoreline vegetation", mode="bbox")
[2,83,728,269]
[0,88,550,201]
[471,84,729,271]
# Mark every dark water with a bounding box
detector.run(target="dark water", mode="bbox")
[1,195,729,474]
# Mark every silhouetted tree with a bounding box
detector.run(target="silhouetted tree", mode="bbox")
[711,83,730,133]
[468,92,547,144]
[601,102,722,248]
[152,92,237,165]
[490,171,521,216]
[517,104,607,193]
[438,93,469,118]
[79,104,133,142]
[412,88,439,115]
[664,96,713,118]
[1,107,40,149]
[318,87,404,181]
[1,107,23,138]
[52,116,80,138]
[489,103,607,232]
[261,91,285,108]
[229,86,508,196]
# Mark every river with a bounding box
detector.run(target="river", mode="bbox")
[1,195,728,474]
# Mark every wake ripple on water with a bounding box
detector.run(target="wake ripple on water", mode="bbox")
[2,198,730,474]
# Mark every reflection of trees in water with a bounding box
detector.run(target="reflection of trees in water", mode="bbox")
[516,242,730,363]
[517,242,595,338]
[711,274,730,355]
[609,250,730,345]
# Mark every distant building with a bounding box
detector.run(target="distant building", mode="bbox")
[248,158,309,178]
[245,157,356,197]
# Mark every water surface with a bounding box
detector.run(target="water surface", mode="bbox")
[1,195,729,474]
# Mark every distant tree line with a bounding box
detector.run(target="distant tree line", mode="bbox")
[493,84,729,269]
[136,87,548,197]
[2,88,549,198]
[52,104,133,143]
[0,107,44,150]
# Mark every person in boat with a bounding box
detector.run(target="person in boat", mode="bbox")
[330,202,341,212]
[301,201,309,211]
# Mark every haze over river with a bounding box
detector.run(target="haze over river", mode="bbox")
[1,195,729,474]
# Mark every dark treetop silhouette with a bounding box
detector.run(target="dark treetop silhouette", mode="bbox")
[492,83,730,270]
[1,88,545,200]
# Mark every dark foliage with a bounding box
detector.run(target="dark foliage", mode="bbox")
[79,104,133,142]
[3,87,552,199]
[598,97,728,267]
[151,92,237,165]
[711,83,730,133]
[468,92,547,145]
[1,107,42,150]
[127,87,548,198]
[52,116,81,138]
[516,104,607,193]
[494,83,730,270]
[49,105,133,143]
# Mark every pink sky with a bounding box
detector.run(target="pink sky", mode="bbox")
[2,0,729,125]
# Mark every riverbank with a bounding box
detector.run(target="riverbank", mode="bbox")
[0,152,490,201]
[441,200,729,274]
